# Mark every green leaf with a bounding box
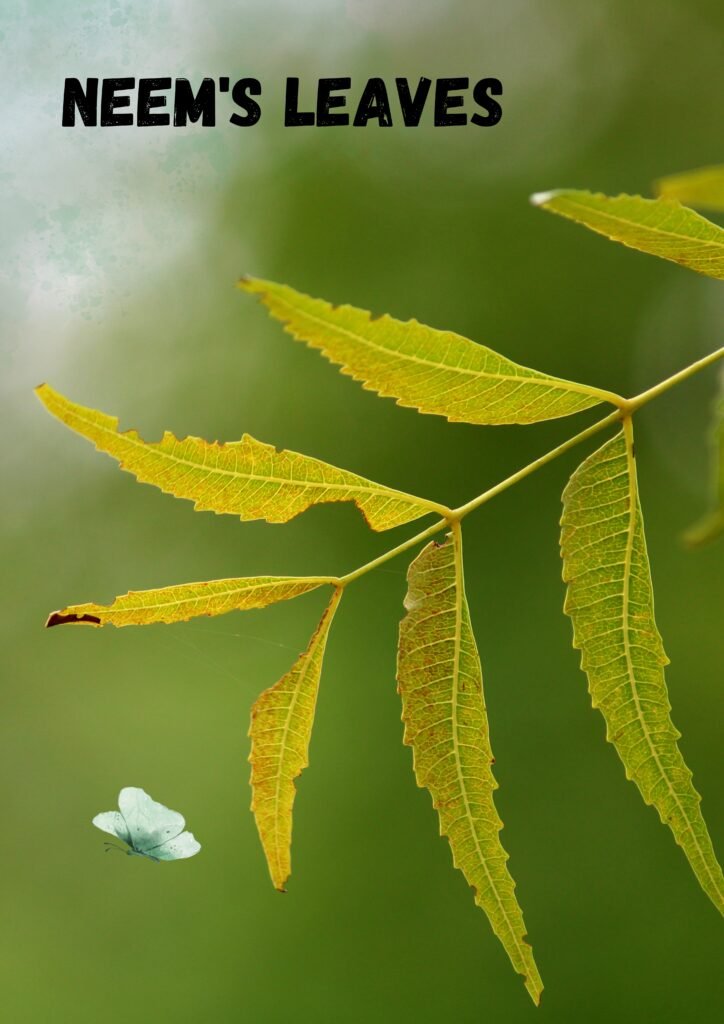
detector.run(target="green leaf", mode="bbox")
[249,587,342,891]
[683,367,724,548]
[397,527,542,1004]
[36,384,439,531]
[561,423,724,913]
[239,277,622,425]
[46,575,334,628]
[531,190,724,280]
[655,166,724,213]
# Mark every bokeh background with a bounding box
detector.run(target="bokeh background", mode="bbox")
[2,2,722,1021]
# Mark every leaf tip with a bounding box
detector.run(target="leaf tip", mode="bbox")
[35,382,54,406]
[529,190,559,207]
[236,275,264,294]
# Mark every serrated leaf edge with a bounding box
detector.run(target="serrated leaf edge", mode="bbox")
[248,586,343,891]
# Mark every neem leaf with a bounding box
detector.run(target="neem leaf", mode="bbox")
[397,528,543,1004]
[561,423,724,913]
[683,367,724,548]
[249,587,342,891]
[655,166,724,213]
[531,190,724,280]
[36,384,439,531]
[239,277,621,425]
[46,575,333,628]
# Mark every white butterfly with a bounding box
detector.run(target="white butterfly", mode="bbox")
[93,787,201,862]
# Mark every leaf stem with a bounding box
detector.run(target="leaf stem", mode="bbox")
[622,346,723,413]
[449,408,623,520]
[335,347,722,585]
[334,517,449,586]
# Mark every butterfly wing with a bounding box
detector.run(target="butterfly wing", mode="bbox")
[118,787,186,856]
[92,811,131,845]
[151,830,201,861]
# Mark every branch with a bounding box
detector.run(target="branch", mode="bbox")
[335,347,724,587]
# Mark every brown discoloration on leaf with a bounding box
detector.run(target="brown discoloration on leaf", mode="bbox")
[46,611,101,628]
[44,577,332,629]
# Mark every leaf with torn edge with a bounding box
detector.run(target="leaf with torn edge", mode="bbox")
[397,528,542,1004]
[531,190,724,280]
[683,366,723,549]
[35,384,438,531]
[46,575,334,628]
[561,423,724,913]
[655,165,724,213]
[249,587,342,891]
[239,277,621,425]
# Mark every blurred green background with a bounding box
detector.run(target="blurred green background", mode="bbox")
[2,1,723,1021]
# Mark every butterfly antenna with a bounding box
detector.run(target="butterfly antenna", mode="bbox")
[103,841,126,855]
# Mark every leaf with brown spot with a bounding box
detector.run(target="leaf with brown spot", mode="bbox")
[46,576,333,628]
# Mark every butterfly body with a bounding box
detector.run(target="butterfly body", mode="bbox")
[93,787,201,862]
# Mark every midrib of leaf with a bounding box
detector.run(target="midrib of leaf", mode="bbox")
[619,421,719,896]
[448,523,530,975]
[259,290,618,407]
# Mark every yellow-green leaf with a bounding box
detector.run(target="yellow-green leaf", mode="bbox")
[239,277,621,425]
[655,165,724,213]
[36,384,439,531]
[683,367,724,548]
[683,508,723,549]
[249,587,342,891]
[561,423,724,913]
[46,575,333,628]
[397,527,542,1004]
[531,189,724,280]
